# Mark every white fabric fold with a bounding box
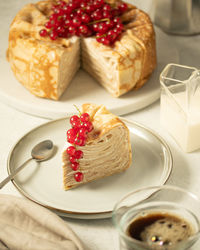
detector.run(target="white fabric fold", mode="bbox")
[0,194,84,250]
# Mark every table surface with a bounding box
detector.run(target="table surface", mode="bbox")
[1,1,200,249]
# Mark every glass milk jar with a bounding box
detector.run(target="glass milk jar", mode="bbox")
[160,63,200,153]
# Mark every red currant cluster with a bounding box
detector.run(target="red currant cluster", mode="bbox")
[39,0,128,45]
[66,112,93,182]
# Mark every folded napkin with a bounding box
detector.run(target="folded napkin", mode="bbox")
[0,194,84,250]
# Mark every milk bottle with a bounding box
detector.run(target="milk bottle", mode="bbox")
[160,64,200,152]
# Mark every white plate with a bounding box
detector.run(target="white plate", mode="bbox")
[0,13,178,119]
[7,117,173,219]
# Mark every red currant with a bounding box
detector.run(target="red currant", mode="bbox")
[72,16,82,27]
[71,162,79,171]
[68,26,77,35]
[78,127,88,137]
[85,4,95,13]
[81,13,91,23]
[103,10,112,19]
[98,22,109,34]
[91,9,103,20]
[67,134,75,143]
[66,146,76,156]
[74,172,83,182]
[107,30,117,42]
[75,150,83,159]
[39,29,48,37]
[45,21,52,29]
[63,5,73,14]
[79,25,91,36]
[49,30,58,40]
[67,128,78,137]
[72,120,81,129]
[74,136,86,146]
[70,115,80,124]
[80,113,90,122]
[117,3,128,13]
[83,121,93,132]
[103,4,111,11]
[69,155,77,163]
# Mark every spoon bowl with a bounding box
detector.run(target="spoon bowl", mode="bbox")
[0,140,54,189]
[31,140,54,161]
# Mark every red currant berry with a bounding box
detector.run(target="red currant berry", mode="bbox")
[66,146,76,156]
[77,8,85,16]
[100,37,110,45]
[85,4,95,13]
[64,19,72,27]
[39,29,48,37]
[103,4,111,11]
[57,26,65,34]
[63,5,73,14]
[75,150,83,159]
[107,30,117,42]
[79,25,91,36]
[81,13,91,23]
[78,127,88,137]
[103,10,112,19]
[116,23,124,32]
[80,113,90,122]
[68,26,77,34]
[98,22,109,34]
[71,120,81,128]
[83,121,93,132]
[67,128,78,137]
[70,115,80,124]
[50,13,59,21]
[74,172,83,182]
[49,30,58,40]
[45,21,52,29]
[69,155,77,163]
[106,20,114,29]
[72,17,82,27]
[117,3,128,13]
[91,9,103,20]
[74,136,86,146]
[93,0,104,8]
[92,23,99,32]
[68,2,78,10]
[80,2,87,8]
[71,162,79,171]
[113,17,121,24]
[54,8,64,15]
[67,134,75,144]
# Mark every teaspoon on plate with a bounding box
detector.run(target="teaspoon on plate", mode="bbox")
[0,140,54,189]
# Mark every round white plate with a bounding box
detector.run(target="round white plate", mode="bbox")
[0,23,178,119]
[7,117,173,219]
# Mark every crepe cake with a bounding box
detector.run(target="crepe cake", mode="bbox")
[62,103,132,190]
[7,0,156,100]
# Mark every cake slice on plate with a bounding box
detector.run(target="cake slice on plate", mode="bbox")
[62,103,132,190]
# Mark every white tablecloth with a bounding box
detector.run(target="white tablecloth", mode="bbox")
[1,0,200,249]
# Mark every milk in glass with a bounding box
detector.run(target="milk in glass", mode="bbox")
[160,64,200,152]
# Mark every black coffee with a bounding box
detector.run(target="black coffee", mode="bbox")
[127,212,194,249]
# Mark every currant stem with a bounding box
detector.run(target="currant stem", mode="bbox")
[73,104,82,116]
[88,18,110,25]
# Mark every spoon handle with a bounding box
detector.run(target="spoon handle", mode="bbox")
[0,158,32,189]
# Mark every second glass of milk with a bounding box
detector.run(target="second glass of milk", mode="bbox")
[160,63,200,153]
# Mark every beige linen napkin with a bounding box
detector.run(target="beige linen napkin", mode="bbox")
[0,194,84,250]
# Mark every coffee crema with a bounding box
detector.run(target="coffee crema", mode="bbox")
[127,212,195,249]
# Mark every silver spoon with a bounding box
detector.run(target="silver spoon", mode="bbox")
[0,140,54,189]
